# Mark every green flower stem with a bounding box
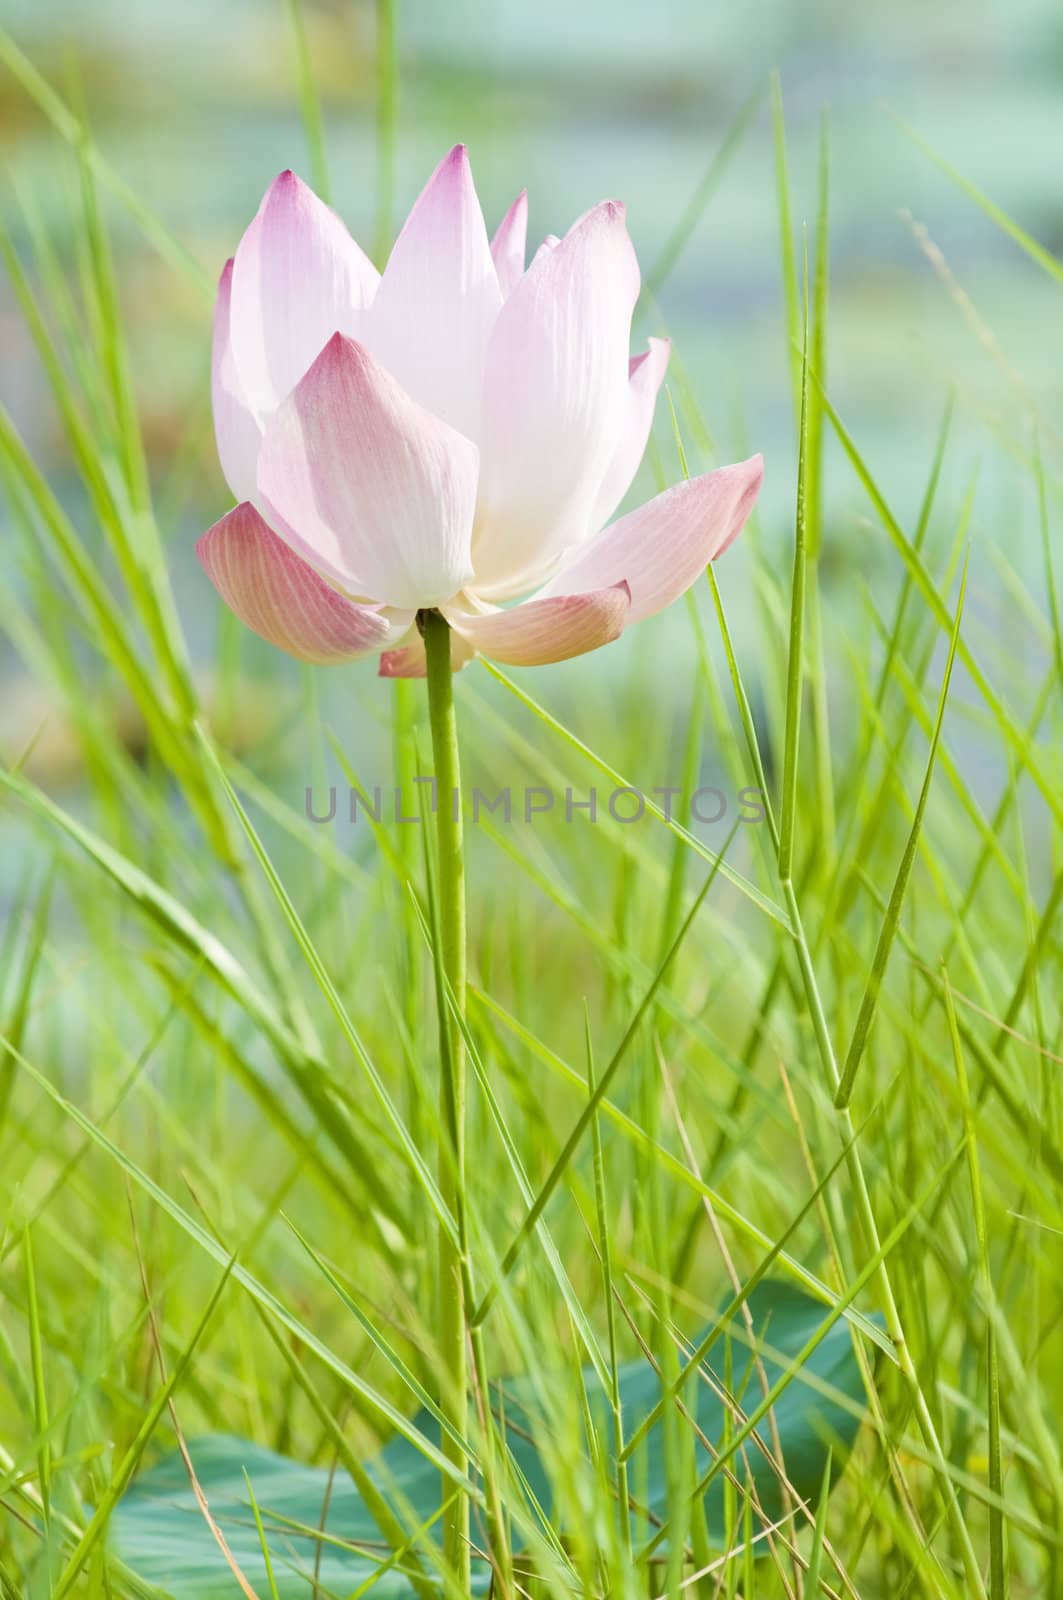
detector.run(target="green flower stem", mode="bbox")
[421,608,470,1590]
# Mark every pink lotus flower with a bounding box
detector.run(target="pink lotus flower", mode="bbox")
[197,147,763,674]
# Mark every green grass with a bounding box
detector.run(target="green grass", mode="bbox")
[1,17,1062,1600]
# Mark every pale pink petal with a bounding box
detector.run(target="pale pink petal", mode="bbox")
[212,259,262,504]
[229,171,378,419]
[378,628,477,679]
[365,146,502,438]
[256,334,478,609]
[196,502,404,664]
[490,191,528,298]
[378,640,426,678]
[540,456,763,623]
[530,234,560,267]
[444,584,630,666]
[587,337,670,533]
[470,201,640,600]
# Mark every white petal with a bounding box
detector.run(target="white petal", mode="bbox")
[229,170,378,420]
[470,200,640,600]
[256,334,479,609]
[212,259,262,504]
[365,146,502,439]
[491,190,528,298]
[587,337,670,533]
[530,234,560,267]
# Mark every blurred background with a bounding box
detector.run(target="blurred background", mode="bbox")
[1,0,1061,831]
[2,20,1061,1592]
